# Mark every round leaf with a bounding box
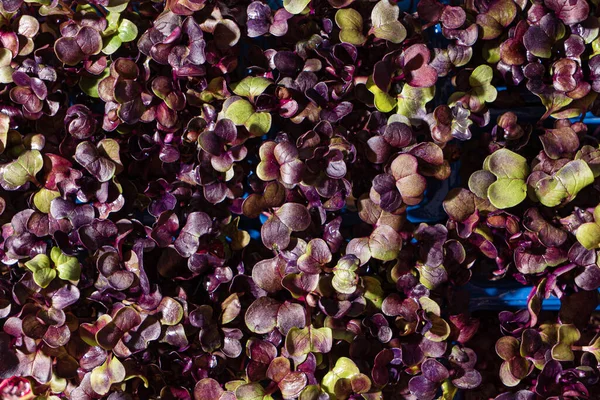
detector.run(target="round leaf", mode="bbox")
[231,77,272,99]
[224,99,254,125]
[3,150,43,188]
[284,0,311,14]
[335,9,366,45]
[51,247,81,282]
[118,19,138,42]
[245,297,281,334]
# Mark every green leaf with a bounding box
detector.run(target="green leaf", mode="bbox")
[534,160,594,207]
[417,264,448,290]
[537,91,573,120]
[25,254,51,272]
[285,327,311,356]
[594,204,600,223]
[362,276,384,309]
[498,362,520,387]
[224,99,254,125]
[487,179,527,209]
[33,268,56,288]
[245,112,272,137]
[370,0,406,43]
[221,294,241,325]
[583,336,600,362]
[199,77,228,102]
[322,357,361,398]
[90,355,126,396]
[283,0,311,14]
[105,0,130,12]
[99,139,123,169]
[3,150,43,188]
[51,247,81,282]
[80,68,111,98]
[397,85,435,119]
[300,386,325,400]
[231,77,272,100]
[533,176,566,208]
[102,35,122,55]
[0,113,8,154]
[0,65,13,84]
[469,65,494,87]
[483,149,529,209]
[469,65,497,104]
[33,188,60,214]
[468,170,496,199]
[576,145,600,178]
[441,381,458,400]
[335,9,366,45]
[369,225,402,261]
[0,49,13,84]
[425,313,451,342]
[25,254,56,288]
[285,326,333,357]
[551,92,598,119]
[311,327,333,353]
[0,48,12,68]
[576,222,600,250]
[555,159,594,200]
[419,296,441,315]
[118,19,138,42]
[495,336,520,361]
[366,77,396,112]
[482,42,501,63]
[486,148,528,179]
[104,11,120,34]
[551,324,581,361]
[235,383,274,400]
[225,380,246,393]
[332,256,359,294]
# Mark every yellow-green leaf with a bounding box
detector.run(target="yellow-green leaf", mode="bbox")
[25,253,51,273]
[231,77,272,100]
[245,112,272,137]
[3,150,43,188]
[118,18,138,42]
[33,188,60,213]
[51,247,81,282]
[224,99,254,125]
[33,267,56,288]
[283,0,311,14]
[335,9,366,45]
[90,356,126,396]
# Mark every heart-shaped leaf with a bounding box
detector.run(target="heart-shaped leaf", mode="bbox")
[231,77,272,100]
[285,326,333,356]
[224,98,255,125]
[90,355,126,396]
[25,253,55,288]
[370,0,406,43]
[469,65,497,104]
[532,160,594,207]
[2,150,43,189]
[322,357,362,397]
[367,77,396,112]
[51,247,81,282]
[335,9,366,45]
[484,148,529,209]
[284,0,311,14]
[397,85,435,119]
[551,324,581,361]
